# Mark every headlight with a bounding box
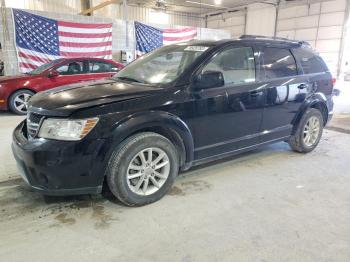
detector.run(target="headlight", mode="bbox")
[38,118,99,141]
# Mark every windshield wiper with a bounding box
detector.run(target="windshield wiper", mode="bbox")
[116,76,143,83]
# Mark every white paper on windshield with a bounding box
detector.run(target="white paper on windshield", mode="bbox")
[184,46,209,52]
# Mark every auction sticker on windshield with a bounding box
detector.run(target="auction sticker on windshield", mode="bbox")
[184,46,209,52]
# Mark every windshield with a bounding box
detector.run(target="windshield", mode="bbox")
[114,44,210,86]
[27,59,64,75]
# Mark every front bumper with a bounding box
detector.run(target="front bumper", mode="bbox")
[12,120,106,196]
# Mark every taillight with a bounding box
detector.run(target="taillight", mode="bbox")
[332,77,336,86]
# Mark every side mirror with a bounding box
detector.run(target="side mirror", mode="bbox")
[193,71,224,90]
[48,70,59,78]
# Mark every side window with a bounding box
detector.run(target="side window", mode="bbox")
[261,48,297,79]
[202,46,256,85]
[56,61,84,75]
[89,61,117,73]
[292,48,328,74]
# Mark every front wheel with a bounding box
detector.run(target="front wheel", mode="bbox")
[289,108,324,153]
[9,89,34,115]
[106,132,179,206]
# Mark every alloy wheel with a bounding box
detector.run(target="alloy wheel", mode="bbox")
[126,147,170,196]
[14,93,32,113]
[303,116,320,147]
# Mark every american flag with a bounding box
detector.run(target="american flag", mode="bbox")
[135,21,197,56]
[13,9,113,73]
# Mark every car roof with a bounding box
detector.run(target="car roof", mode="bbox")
[58,57,118,63]
[185,35,311,49]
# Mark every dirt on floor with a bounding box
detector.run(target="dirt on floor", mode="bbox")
[1,130,350,262]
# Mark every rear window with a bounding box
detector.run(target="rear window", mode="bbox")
[292,48,328,74]
[261,47,297,79]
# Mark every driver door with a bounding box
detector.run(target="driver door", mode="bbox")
[191,45,265,160]
[43,60,89,90]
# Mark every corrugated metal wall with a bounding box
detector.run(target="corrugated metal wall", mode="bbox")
[276,0,348,76]
[92,1,204,27]
[4,0,204,27]
[5,0,81,14]
[206,0,349,76]
[207,10,246,39]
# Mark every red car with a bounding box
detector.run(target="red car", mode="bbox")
[0,58,124,114]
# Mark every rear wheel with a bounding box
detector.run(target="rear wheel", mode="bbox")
[106,132,179,206]
[289,108,324,153]
[9,90,34,115]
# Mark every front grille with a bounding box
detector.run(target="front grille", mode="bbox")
[27,113,44,138]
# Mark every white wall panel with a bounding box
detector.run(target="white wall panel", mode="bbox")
[276,0,347,76]
[5,0,81,14]
[207,11,244,39]
[277,19,296,31]
[276,30,295,39]
[199,28,231,40]
[246,3,275,36]
[309,3,321,15]
[319,12,345,26]
[318,26,343,39]
[230,25,245,37]
[321,0,346,13]
[226,15,245,26]
[295,28,317,41]
[92,1,204,27]
[316,39,341,52]
[295,15,319,29]
[278,5,309,19]
[207,19,220,28]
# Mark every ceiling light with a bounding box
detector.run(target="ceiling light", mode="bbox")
[214,0,222,5]
[186,0,223,8]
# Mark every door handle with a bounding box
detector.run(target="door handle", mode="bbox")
[297,83,308,89]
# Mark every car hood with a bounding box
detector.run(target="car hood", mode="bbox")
[28,78,163,116]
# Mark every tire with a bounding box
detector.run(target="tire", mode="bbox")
[9,89,34,115]
[289,108,324,153]
[106,132,179,206]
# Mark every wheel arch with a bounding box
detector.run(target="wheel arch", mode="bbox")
[6,86,37,110]
[108,111,195,171]
[292,93,329,134]
[8,88,36,107]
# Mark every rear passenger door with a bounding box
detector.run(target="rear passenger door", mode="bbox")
[259,47,310,142]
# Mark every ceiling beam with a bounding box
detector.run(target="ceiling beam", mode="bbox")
[79,0,119,15]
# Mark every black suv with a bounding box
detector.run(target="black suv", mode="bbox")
[12,36,334,206]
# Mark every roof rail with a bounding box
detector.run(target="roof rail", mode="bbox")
[240,34,290,41]
[239,34,311,47]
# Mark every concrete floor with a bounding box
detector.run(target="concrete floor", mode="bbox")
[0,83,350,261]
[0,112,24,182]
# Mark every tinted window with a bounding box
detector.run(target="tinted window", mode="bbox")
[293,48,328,74]
[27,59,64,75]
[56,61,84,75]
[262,48,297,79]
[89,61,118,73]
[203,46,255,85]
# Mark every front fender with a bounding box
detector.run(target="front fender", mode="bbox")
[107,110,194,166]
